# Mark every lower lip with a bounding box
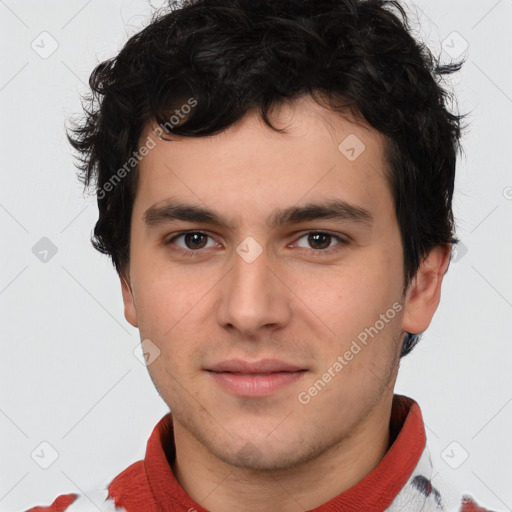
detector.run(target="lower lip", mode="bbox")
[207,370,307,397]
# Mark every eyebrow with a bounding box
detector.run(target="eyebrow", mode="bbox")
[143,198,374,230]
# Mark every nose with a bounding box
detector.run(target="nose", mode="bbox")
[215,242,292,338]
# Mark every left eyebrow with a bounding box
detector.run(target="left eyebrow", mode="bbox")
[143,198,374,230]
[268,199,374,229]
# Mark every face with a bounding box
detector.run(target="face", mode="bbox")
[121,96,434,471]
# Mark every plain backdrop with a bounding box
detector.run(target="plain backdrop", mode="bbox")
[1,0,511,510]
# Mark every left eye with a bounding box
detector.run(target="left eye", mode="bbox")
[293,232,347,251]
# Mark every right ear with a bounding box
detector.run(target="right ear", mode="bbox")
[120,270,138,328]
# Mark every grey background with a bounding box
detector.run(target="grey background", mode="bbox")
[1,0,511,510]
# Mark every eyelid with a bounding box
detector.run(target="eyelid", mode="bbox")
[292,229,350,243]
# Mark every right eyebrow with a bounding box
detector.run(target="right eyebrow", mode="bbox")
[144,201,234,230]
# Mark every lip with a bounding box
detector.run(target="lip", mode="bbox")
[206,358,306,373]
[205,359,308,397]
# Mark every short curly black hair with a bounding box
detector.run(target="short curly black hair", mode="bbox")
[67,0,466,357]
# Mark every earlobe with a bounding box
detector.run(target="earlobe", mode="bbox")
[402,244,452,335]
[120,272,139,328]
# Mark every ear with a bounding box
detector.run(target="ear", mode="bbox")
[120,269,138,328]
[402,244,452,334]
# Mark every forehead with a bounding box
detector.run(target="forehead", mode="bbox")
[133,96,392,226]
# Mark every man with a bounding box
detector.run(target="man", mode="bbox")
[24,0,496,511]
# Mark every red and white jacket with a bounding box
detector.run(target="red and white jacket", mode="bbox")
[23,395,497,512]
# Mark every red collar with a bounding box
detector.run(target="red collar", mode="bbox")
[108,394,426,511]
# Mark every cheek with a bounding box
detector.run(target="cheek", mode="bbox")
[293,257,403,359]
[131,258,206,333]
[299,265,387,326]
[131,268,207,357]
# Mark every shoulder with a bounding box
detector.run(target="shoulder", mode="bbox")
[21,459,149,512]
[21,488,127,512]
[460,495,499,512]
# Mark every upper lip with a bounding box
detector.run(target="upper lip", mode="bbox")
[206,359,306,374]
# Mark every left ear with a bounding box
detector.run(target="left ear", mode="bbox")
[402,244,452,334]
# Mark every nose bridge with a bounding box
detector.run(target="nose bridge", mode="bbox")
[216,240,290,335]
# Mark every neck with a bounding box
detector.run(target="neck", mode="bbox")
[171,394,394,512]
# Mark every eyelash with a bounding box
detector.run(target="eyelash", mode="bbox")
[164,231,349,258]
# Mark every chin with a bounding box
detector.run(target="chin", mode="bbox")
[205,428,325,473]
[215,443,310,472]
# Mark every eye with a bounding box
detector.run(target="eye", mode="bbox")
[164,230,349,257]
[166,231,218,254]
[293,231,348,253]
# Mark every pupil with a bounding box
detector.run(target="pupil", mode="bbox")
[309,232,330,250]
[186,233,207,249]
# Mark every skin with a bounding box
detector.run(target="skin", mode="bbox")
[120,95,451,512]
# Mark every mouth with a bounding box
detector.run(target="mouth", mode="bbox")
[205,359,308,397]
[206,358,307,373]
[209,371,305,376]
